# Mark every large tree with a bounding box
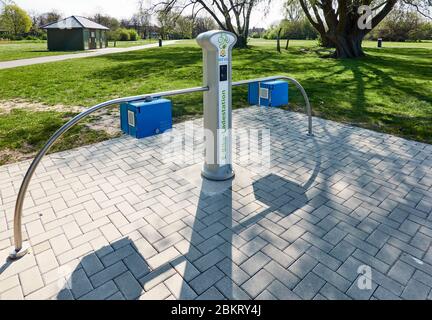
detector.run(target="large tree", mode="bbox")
[296,0,400,58]
[154,0,262,47]
[295,0,432,58]
[37,11,62,27]
[0,4,32,37]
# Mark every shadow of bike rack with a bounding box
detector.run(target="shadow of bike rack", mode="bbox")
[9,75,312,260]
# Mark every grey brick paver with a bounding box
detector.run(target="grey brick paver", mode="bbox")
[1,286,24,300]
[413,270,432,287]
[123,253,151,279]
[336,256,364,281]
[241,269,274,298]
[114,271,144,300]
[265,261,300,289]
[255,290,277,300]
[100,245,135,267]
[306,245,341,270]
[293,272,326,300]
[35,249,59,274]
[165,273,197,299]
[196,287,226,300]
[80,281,118,300]
[288,253,318,279]
[70,269,94,298]
[376,243,402,265]
[329,240,356,262]
[346,277,377,300]
[373,286,401,300]
[139,265,177,291]
[267,280,301,300]
[19,266,44,296]
[240,251,271,276]
[2,107,432,300]
[216,258,250,286]
[261,244,294,268]
[194,249,226,272]
[89,261,128,288]
[387,260,415,285]
[81,253,105,277]
[147,247,181,270]
[215,276,250,300]
[319,283,351,300]
[189,266,224,295]
[401,279,430,300]
[352,249,390,274]
[312,263,351,292]
[323,227,347,245]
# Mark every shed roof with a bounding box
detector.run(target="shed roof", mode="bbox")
[42,16,109,30]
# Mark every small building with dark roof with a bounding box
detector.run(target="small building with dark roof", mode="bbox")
[43,16,109,51]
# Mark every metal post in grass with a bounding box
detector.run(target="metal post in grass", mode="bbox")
[197,30,237,181]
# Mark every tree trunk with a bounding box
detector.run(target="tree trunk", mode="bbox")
[276,28,282,53]
[331,33,365,58]
[285,39,290,50]
[235,34,248,48]
[319,33,334,48]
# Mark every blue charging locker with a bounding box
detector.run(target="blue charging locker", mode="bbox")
[248,80,289,107]
[120,98,172,139]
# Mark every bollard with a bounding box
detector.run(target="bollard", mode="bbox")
[197,30,237,181]
[159,38,162,47]
[377,38,382,48]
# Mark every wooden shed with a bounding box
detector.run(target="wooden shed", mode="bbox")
[43,16,109,51]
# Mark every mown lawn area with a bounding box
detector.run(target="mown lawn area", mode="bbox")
[0,40,81,62]
[0,39,431,165]
[107,39,157,48]
[0,39,158,62]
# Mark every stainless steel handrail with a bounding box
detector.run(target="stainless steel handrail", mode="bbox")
[9,86,209,259]
[233,76,313,136]
[9,76,313,260]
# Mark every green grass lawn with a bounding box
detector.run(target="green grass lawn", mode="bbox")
[0,40,82,62]
[0,39,431,165]
[107,39,157,48]
[0,109,114,165]
[0,39,158,62]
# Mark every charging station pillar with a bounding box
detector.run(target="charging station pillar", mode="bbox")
[197,30,237,181]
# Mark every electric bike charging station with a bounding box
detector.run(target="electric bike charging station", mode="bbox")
[197,30,237,181]
[9,30,313,260]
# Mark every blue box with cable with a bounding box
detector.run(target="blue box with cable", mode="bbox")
[248,80,289,107]
[120,98,172,139]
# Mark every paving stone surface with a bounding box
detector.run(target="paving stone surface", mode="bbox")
[1,107,432,300]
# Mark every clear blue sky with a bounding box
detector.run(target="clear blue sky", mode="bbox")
[13,0,284,28]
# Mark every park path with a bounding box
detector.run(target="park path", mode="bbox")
[0,40,179,70]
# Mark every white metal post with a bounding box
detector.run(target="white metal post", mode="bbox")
[197,30,237,181]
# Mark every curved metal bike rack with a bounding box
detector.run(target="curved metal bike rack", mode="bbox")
[9,76,312,260]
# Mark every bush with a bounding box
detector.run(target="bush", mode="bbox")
[264,19,318,40]
[368,10,432,42]
[118,28,130,41]
[128,29,139,41]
